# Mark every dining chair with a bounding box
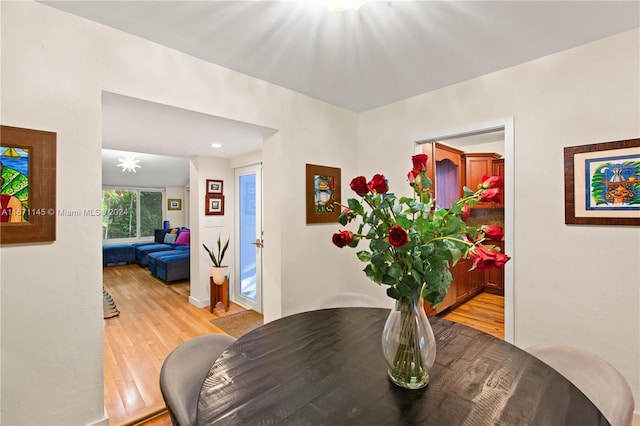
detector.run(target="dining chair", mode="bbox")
[318,292,382,309]
[160,333,236,426]
[526,344,635,426]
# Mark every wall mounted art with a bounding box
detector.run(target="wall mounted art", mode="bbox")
[207,179,223,195]
[205,194,224,216]
[306,163,341,224]
[564,138,639,226]
[168,198,182,210]
[0,125,57,244]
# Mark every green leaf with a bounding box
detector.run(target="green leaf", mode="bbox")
[348,198,362,211]
[387,287,401,300]
[357,251,371,262]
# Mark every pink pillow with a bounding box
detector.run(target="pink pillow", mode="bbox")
[175,230,190,245]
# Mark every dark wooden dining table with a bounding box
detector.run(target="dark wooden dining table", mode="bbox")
[197,307,609,425]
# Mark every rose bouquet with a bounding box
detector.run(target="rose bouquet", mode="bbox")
[331,154,509,388]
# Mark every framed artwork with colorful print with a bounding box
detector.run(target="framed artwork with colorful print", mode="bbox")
[1,125,56,244]
[564,138,639,226]
[306,164,341,224]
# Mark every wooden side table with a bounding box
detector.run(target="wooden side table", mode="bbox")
[209,276,229,313]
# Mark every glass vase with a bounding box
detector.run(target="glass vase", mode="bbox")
[381,294,436,389]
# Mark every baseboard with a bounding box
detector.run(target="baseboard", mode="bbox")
[86,408,108,426]
[189,295,209,308]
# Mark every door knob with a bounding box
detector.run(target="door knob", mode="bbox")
[250,239,263,248]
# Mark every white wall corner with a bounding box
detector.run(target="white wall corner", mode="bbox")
[86,408,109,426]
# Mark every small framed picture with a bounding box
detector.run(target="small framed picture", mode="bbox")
[167,198,182,211]
[205,194,224,215]
[207,179,224,195]
[305,163,341,224]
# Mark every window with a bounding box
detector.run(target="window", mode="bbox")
[102,189,162,240]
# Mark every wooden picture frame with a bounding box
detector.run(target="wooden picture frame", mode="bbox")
[205,194,224,215]
[306,163,341,224]
[564,138,639,226]
[206,179,223,195]
[167,198,182,211]
[0,125,56,244]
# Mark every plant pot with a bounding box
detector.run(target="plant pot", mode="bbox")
[210,266,229,285]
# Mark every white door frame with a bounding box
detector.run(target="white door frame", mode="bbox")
[414,117,515,343]
[233,163,263,312]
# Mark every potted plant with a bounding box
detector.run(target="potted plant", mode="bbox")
[203,234,229,284]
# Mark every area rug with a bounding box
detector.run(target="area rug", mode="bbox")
[103,289,120,319]
[210,310,263,338]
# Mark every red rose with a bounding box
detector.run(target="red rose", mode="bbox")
[367,174,388,195]
[479,188,501,203]
[481,225,504,241]
[350,176,369,196]
[388,225,409,248]
[407,170,417,184]
[411,154,429,174]
[332,230,354,248]
[479,175,503,190]
[469,245,498,270]
[461,204,471,218]
[469,245,510,270]
[495,252,510,268]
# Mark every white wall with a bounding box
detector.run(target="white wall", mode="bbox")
[0,2,358,424]
[358,29,640,409]
[1,2,637,423]
[164,186,186,228]
[188,156,234,308]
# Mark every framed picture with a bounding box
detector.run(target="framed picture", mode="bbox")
[306,163,341,224]
[206,179,223,195]
[205,194,224,215]
[168,198,182,211]
[564,138,639,226]
[1,125,56,244]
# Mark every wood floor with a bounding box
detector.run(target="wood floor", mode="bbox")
[103,264,246,426]
[441,291,504,339]
[103,264,504,426]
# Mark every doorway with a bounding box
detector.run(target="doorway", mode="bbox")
[415,118,514,342]
[234,163,263,312]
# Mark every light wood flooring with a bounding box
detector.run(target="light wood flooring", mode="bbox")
[103,264,246,426]
[103,264,504,426]
[441,291,504,339]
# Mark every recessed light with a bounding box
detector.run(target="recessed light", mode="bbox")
[211,143,222,149]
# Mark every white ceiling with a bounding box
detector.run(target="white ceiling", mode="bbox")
[41,1,638,186]
[42,1,639,112]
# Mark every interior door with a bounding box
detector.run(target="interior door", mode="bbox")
[234,164,262,312]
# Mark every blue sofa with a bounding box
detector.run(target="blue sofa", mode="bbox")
[103,228,191,280]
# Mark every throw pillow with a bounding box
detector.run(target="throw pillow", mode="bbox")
[164,233,177,244]
[175,230,190,245]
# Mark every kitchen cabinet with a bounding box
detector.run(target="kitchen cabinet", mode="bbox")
[422,142,464,208]
[484,241,505,295]
[492,159,504,208]
[424,259,484,316]
[463,153,502,208]
[455,259,484,303]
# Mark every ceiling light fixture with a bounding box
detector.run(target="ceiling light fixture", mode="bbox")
[117,154,141,173]
[211,143,222,149]
[326,0,367,12]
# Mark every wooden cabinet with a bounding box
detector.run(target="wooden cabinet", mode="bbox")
[463,153,502,208]
[492,159,504,208]
[422,142,464,208]
[484,242,505,295]
[455,259,484,303]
